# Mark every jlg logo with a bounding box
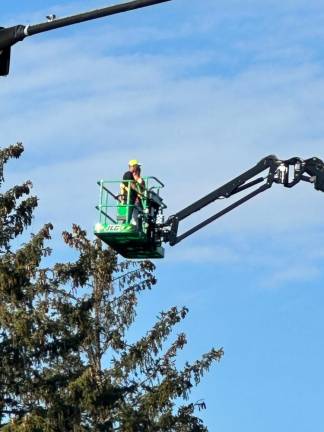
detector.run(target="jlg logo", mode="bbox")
[108,225,121,232]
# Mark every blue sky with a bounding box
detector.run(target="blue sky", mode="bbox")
[1,0,324,430]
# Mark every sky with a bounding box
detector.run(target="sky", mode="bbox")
[1,0,324,430]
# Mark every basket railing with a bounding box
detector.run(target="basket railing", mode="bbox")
[96,177,164,226]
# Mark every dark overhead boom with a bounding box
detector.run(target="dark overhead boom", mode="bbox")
[160,155,324,246]
[0,0,172,76]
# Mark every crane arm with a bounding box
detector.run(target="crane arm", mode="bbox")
[161,155,324,246]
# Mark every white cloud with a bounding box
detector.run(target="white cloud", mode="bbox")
[263,265,321,288]
[163,228,324,288]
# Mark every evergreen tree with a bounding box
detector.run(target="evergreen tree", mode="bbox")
[0,144,224,431]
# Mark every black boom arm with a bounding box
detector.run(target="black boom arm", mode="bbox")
[0,0,171,76]
[162,155,324,246]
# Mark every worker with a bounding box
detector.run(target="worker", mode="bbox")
[119,159,143,224]
[133,165,145,198]
[132,164,146,229]
[120,159,140,203]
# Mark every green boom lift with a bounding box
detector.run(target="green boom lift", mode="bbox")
[94,155,324,259]
[94,176,166,258]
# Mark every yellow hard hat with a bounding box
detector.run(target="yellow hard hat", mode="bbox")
[128,159,141,167]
